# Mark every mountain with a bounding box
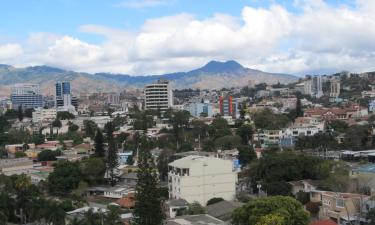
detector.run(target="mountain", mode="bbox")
[0,60,298,96]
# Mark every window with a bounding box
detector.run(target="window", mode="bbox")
[336,198,344,208]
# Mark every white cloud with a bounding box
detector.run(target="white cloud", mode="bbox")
[1,1,375,75]
[115,0,171,9]
[0,44,23,62]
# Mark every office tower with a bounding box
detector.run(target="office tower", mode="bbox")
[315,75,323,98]
[330,78,341,98]
[219,93,237,118]
[144,79,173,111]
[55,81,71,107]
[10,84,43,109]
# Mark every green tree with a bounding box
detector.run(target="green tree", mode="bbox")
[106,122,118,186]
[186,202,206,215]
[296,191,310,205]
[133,142,165,225]
[295,95,303,118]
[37,149,60,161]
[253,108,290,130]
[52,119,62,128]
[209,117,231,139]
[83,120,98,138]
[18,105,23,121]
[45,201,66,225]
[232,196,309,225]
[255,214,286,225]
[15,151,27,158]
[80,157,106,185]
[236,124,254,145]
[48,161,81,196]
[366,208,375,225]
[329,120,348,133]
[105,205,122,225]
[238,145,257,167]
[68,122,79,132]
[214,135,242,150]
[57,111,75,120]
[157,148,175,181]
[94,129,105,157]
[178,142,194,152]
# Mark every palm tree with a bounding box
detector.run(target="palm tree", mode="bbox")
[45,201,66,225]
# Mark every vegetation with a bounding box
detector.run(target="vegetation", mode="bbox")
[232,196,309,225]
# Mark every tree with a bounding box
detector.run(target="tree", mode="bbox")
[343,125,372,150]
[329,120,348,133]
[79,158,106,185]
[57,111,75,120]
[94,129,105,157]
[367,208,375,225]
[178,142,194,152]
[18,105,23,121]
[106,122,118,186]
[214,135,242,150]
[37,149,60,161]
[253,108,290,130]
[15,151,27,158]
[157,148,175,181]
[295,95,303,118]
[232,196,309,225]
[68,122,79,132]
[133,142,165,225]
[84,120,98,138]
[296,191,310,205]
[52,119,62,128]
[45,201,66,225]
[238,145,257,167]
[186,202,206,215]
[48,161,81,196]
[207,197,224,206]
[236,124,253,145]
[105,205,122,225]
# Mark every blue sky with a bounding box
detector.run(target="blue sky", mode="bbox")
[0,0,374,75]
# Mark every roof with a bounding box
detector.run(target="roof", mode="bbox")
[166,214,225,225]
[116,195,135,208]
[353,164,375,173]
[310,219,338,225]
[169,155,227,169]
[207,201,243,221]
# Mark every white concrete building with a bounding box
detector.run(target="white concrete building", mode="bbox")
[144,79,173,111]
[32,108,57,123]
[168,156,237,206]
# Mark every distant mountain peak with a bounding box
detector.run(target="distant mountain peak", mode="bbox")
[194,60,244,74]
[27,65,66,73]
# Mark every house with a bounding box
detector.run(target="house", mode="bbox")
[118,172,138,187]
[103,185,135,199]
[288,179,319,196]
[72,143,93,154]
[116,193,136,209]
[166,214,225,225]
[206,200,243,222]
[311,190,369,225]
[168,155,237,205]
[165,199,189,218]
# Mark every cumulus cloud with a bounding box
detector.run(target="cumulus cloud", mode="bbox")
[0,44,23,62]
[0,0,375,75]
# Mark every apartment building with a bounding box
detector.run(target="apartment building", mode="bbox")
[10,83,43,108]
[168,156,237,205]
[144,79,173,111]
[32,107,57,123]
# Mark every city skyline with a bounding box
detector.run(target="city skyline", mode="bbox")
[0,0,374,76]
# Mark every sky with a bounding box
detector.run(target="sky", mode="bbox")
[0,0,374,76]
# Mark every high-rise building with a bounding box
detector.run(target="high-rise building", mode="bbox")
[219,93,238,118]
[55,81,78,112]
[10,84,43,109]
[186,102,213,117]
[144,79,173,111]
[330,78,341,98]
[168,156,237,205]
[304,76,323,98]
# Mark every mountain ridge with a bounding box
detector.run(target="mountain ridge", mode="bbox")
[0,60,298,96]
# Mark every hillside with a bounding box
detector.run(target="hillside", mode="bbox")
[0,60,298,96]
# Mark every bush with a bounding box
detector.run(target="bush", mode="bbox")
[207,197,224,206]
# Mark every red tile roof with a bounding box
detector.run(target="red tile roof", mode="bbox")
[310,219,338,225]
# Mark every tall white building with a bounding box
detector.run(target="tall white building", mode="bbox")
[144,79,173,111]
[32,108,57,123]
[10,84,43,108]
[168,156,237,205]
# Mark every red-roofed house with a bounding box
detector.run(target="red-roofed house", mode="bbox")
[310,219,338,225]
